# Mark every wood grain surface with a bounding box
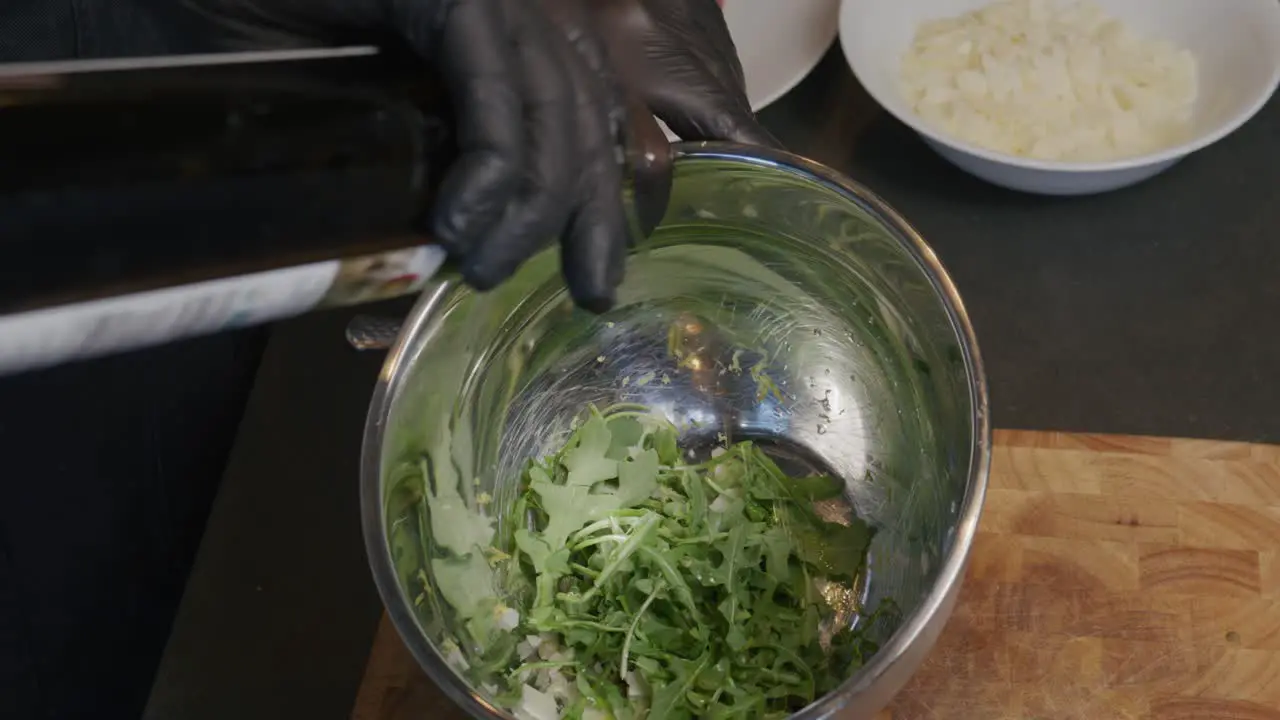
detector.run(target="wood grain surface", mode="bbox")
[352,430,1280,720]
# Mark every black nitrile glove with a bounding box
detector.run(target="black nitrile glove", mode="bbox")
[188,0,774,312]
[596,0,781,148]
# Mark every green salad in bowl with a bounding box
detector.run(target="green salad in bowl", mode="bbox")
[396,403,896,720]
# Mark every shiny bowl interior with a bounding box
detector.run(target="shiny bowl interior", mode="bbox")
[362,144,990,719]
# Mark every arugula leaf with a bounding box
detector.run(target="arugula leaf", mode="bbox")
[526,418,665,553]
[528,468,618,551]
[683,469,708,531]
[712,523,751,651]
[581,513,660,602]
[649,653,711,720]
[562,409,619,487]
[605,415,645,460]
[432,550,495,622]
[617,448,661,505]
[786,507,876,580]
[759,526,793,585]
[421,457,494,557]
[651,422,680,466]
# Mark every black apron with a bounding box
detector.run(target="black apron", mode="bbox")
[0,3,267,718]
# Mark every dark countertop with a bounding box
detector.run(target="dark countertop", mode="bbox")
[143,47,1280,720]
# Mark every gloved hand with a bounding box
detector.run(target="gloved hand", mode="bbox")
[187,0,775,312]
[593,0,780,148]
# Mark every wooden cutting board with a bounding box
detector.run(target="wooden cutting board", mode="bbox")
[352,430,1280,720]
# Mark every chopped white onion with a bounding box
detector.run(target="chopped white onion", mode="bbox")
[900,0,1198,161]
[546,669,576,703]
[624,670,648,701]
[536,638,560,661]
[442,641,470,673]
[495,605,520,631]
[516,640,535,660]
[514,685,559,720]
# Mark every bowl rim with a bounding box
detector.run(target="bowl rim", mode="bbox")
[837,0,1280,174]
[359,142,993,720]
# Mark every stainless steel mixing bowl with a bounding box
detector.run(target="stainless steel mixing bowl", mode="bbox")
[361,143,990,719]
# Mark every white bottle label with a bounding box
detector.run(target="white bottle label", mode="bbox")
[0,245,447,375]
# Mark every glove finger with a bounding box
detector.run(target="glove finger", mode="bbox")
[401,0,524,255]
[638,0,748,96]
[645,64,782,148]
[546,0,628,144]
[625,96,673,239]
[585,0,671,237]
[585,0,661,91]
[459,0,579,290]
[562,136,629,314]
[685,0,750,94]
[551,1,629,313]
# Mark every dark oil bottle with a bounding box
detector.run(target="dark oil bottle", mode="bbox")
[0,47,459,373]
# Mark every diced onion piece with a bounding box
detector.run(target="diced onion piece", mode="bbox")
[495,605,520,631]
[514,685,559,720]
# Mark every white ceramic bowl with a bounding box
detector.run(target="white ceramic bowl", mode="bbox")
[839,0,1280,195]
